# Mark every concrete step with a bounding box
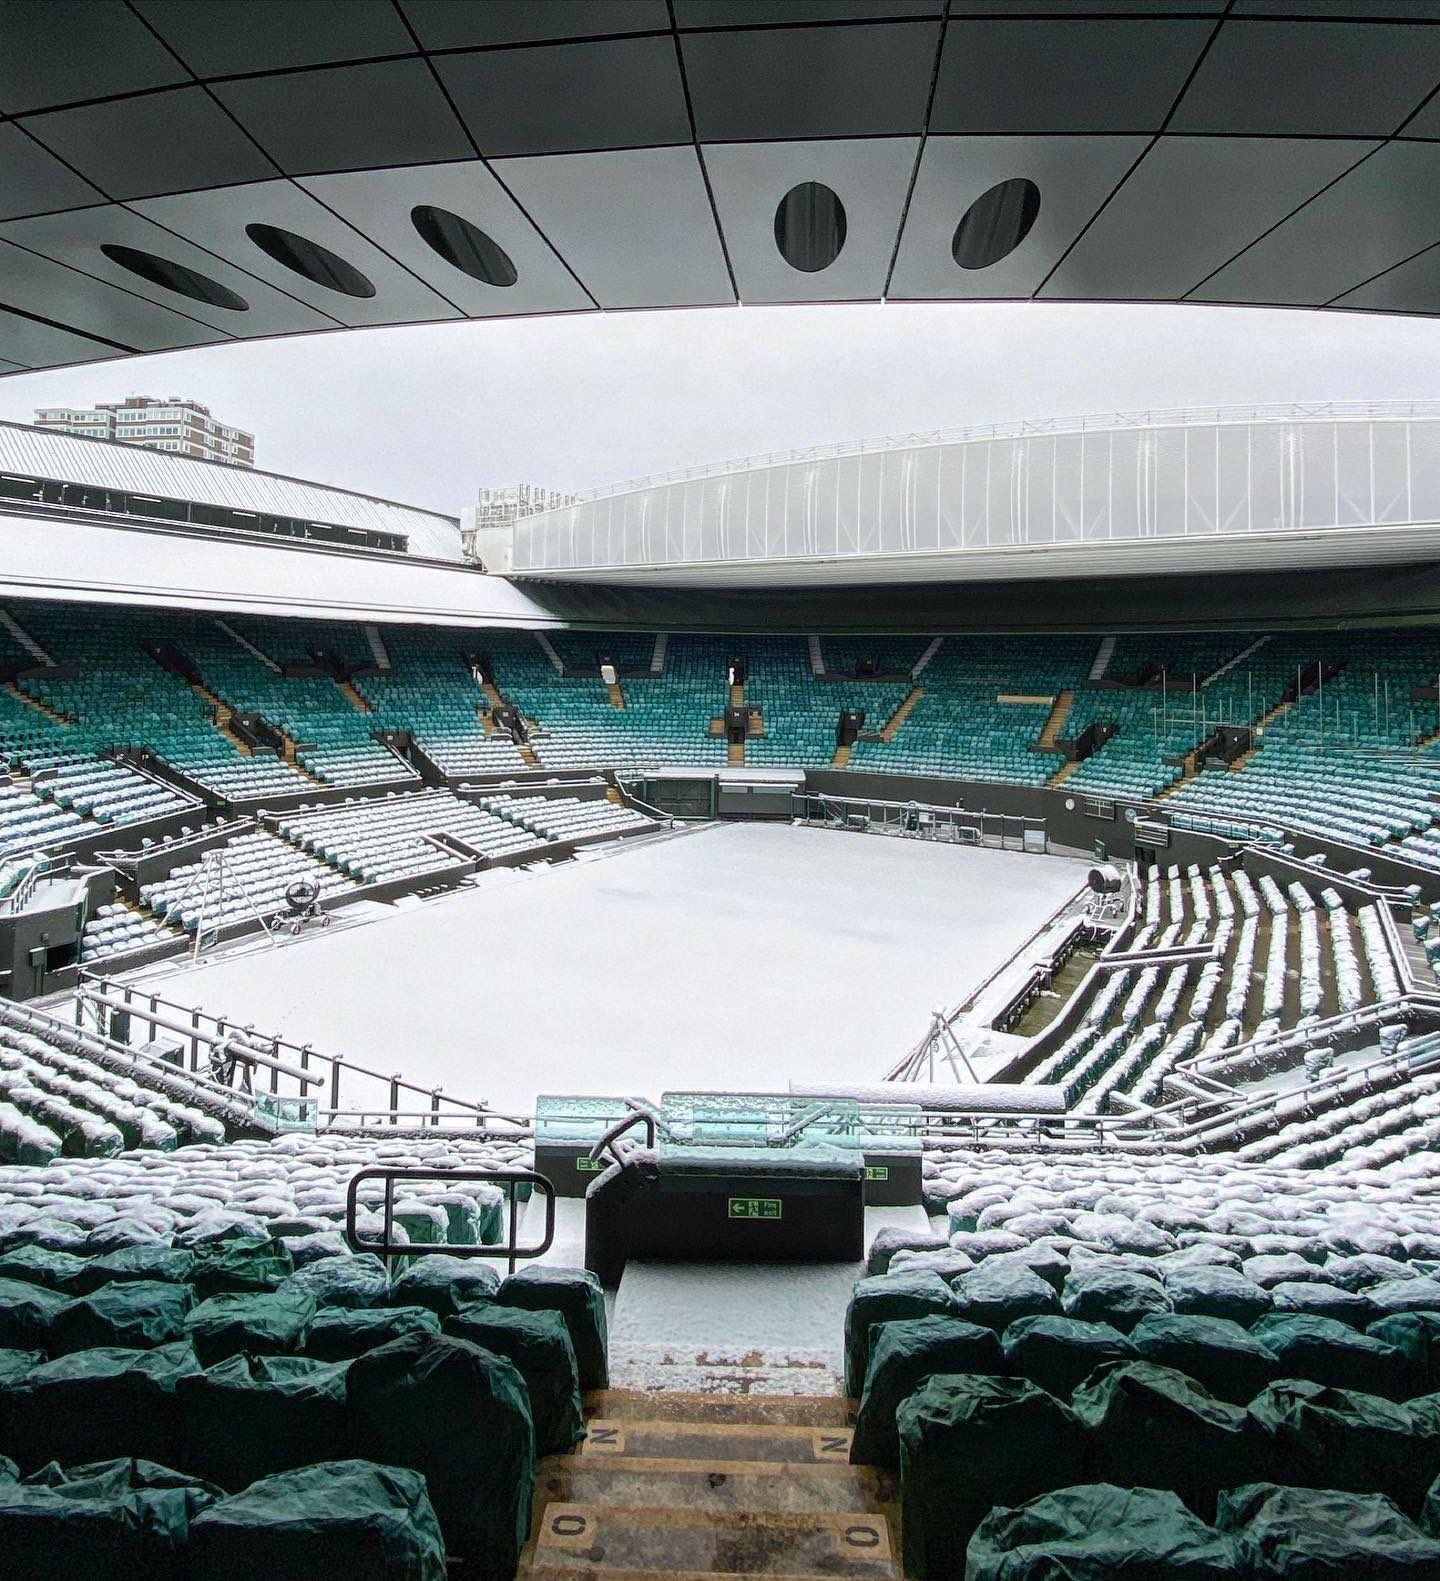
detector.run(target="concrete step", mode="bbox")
[521,1503,896,1579]
[539,1458,889,1517]
[879,686,923,742]
[578,1419,858,1466]
[585,1392,853,1429]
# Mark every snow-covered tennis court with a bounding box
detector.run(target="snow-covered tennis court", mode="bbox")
[141,822,1085,1115]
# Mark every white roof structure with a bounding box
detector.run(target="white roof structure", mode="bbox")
[0,421,463,562]
[508,401,1440,586]
[0,503,550,628]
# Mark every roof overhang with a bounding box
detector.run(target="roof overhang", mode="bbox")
[6,3,1440,373]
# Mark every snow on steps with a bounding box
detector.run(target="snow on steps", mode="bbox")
[534,630,566,673]
[213,617,280,672]
[362,623,391,672]
[1203,632,1272,687]
[1087,634,1117,682]
[0,607,53,666]
[911,636,944,678]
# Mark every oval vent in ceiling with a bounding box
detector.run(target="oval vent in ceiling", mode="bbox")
[773,181,847,274]
[101,244,248,311]
[245,223,376,298]
[412,205,518,288]
[952,178,1041,271]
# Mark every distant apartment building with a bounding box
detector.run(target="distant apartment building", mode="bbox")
[462,482,575,566]
[34,397,255,467]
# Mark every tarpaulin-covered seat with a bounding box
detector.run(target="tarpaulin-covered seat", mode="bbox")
[346,1332,536,1574]
[967,1483,1238,1581]
[49,1280,193,1355]
[0,1456,221,1581]
[1219,1482,1440,1579]
[1001,1316,1135,1401]
[186,1459,446,1581]
[0,1343,199,1471]
[176,1355,351,1492]
[1247,1379,1440,1515]
[851,1314,1003,1468]
[1071,1361,1270,1520]
[496,1264,609,1392]
[386,1255,499,1320]
[444,1305,584,1457]
[1127,1315,1278,1406]
[185,1291,316,1367]
[843,1272,959,1398]
[302,1306,440,1364]
[897,1373,1086,1579]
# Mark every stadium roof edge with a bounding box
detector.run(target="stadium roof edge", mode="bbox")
[0,419,459,525]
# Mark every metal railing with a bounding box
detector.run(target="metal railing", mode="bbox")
[345,1167,556,1276]
[793,791,1047,853]
[75,972,530,1134]
[0,850,68,913]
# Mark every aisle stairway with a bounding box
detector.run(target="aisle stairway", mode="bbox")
[482,676,541,767]
[1087,634,1117,682]
[336,678,372,713]
[5,680,70,724]
[879,687,923,743]
[1035,688,1074,750]
[519,1394,898,1580]
[0,606,55,666]
[190,679,252,756]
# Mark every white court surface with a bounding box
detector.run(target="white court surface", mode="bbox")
[143,822,1085,1115]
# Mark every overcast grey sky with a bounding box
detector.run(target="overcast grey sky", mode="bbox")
[3,302,1440,518]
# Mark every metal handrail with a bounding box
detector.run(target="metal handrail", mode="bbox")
[587,1109,656,1168]
[345,1167,556,1277]
[76,971,514,1127]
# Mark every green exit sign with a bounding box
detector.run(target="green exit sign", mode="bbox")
[865,1165,889,1181]
[729,1197,783,1220]
[575,1155,605,1172]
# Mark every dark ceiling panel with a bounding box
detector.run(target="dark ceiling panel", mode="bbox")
[1334,241,1440,314]
[0,308,123,368]
[0,125,106,222]
[20,88,277,202]
[1171,20,1440,136]
[1042,136,1374,301]
[675,1,942,23]
[0,239,223,351]
[438,35,690,157]
[133,0,416,77]
[212,59,472,175]
[931,18,1212,134]
[0,0,188,115]
[1196,140,1440,305]
[1398,92,1440,142]
[1232,2,1440,17]
[398,0,669,50]
[946,1,1221,10]
[681,21,938,142]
